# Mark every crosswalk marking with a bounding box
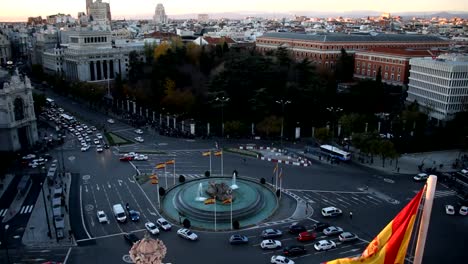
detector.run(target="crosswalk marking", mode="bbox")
[434,190,457,198]
[0,209,7,217]
[19,205,34,214]
[27,205,34,213]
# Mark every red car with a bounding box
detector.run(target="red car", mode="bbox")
[119,156,133,161]
[297,231,317,242]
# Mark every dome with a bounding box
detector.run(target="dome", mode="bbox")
[129,234,167,264]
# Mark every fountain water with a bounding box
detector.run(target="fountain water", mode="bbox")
[195,183,207,201]
[231,171,239,190]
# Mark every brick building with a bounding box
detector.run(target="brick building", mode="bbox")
[256,32,449,70]
[354,48,434,85]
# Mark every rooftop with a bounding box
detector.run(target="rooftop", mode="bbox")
[357,48,434,57]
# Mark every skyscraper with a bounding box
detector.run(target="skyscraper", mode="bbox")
[87,0,111,23]
[153,3,168,24]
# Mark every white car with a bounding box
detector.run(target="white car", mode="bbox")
[91,126,97,131]
[96,145,103,152]
[156,218,172,231]
[94,139,100,145]
[107,119,115,124]
[323,226,344,236]
[261,239,282,249]
[96,210,109,223]
[134,137,144,143]
[22,154,36,160]
[314,240,336,251]
[134,129,143,134]
[81,145,90,152]
[177,228,198,241]
[321,206,343,217]
[271,255,294,264]
[145,222,160,235]
[96,133,103,139]
[445,205,455,215]
[134,154,148,161]
[460,206,468,216]
[413,173,428,182]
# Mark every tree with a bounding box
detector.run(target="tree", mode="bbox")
[183,218,191,228]
[143,42,156,63]
[335,48,354,82]
[32,93,47,115]
[315,127,331,142]
[378,140,398,167]
[256,116,281,137]
[376,66,382,85]
[224,120,246,138]
[179,175,186,183]
[158,187,166,196]
[128,51,143,83]
[154,42,170,60]
[233,220,240,229]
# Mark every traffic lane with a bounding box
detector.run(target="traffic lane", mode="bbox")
[8,247,70,264]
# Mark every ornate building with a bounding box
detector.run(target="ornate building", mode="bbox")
[0,32,11,65]
[87,0,112,28]
[0,69,38,151]
[153,4,168,24]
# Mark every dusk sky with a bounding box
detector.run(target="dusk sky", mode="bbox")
[1,0,467,21]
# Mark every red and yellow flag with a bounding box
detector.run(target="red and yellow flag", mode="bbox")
[155,163,166,169]
[202,151,211,156]
[165,159,175,165]
[273,163,278,174]
[214,151,223,156]
[325,187,425,264]
[279,168,283,178]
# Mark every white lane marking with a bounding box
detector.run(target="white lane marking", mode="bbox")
[118,180,123,186]
[122,182,148,221]
[339,248,361,255]
[129,161,141,175]
[85,185,88,193]
[96,184,100,191]
[0,209,7,217]
[20,206,27,214]
[128,177,135,183]
[107,182,111,189]
[79,185,92,239]
[131,174,162,220]
[63,247,72,264]
[101,182,124,233]
[27,205,34,213]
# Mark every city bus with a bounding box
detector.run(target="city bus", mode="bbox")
[319,145,351,161]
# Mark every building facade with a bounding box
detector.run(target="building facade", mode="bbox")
[88,0,111,24]
[256,32,449,69]
[0,69,38,151]
[153,4,168,24]
[198,14,209,22]
[354,48,433,85]
[42,48,64,74]
[407,54,468,121]
[0,32,11,64]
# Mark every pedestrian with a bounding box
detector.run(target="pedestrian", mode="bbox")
[349,211,353,219]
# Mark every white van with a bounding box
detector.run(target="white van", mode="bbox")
[113,204,127,223]
[321,206,343,217]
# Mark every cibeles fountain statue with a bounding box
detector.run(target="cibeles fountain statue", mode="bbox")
[205,181,234,202]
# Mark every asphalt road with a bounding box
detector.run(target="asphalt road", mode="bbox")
[18,91,467,264]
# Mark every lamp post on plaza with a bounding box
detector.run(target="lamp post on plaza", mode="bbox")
[275,99,291,147]
[215,97,230,138]
[326,106,343,141]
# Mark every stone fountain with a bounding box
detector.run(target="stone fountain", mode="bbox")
[195,182,207,201]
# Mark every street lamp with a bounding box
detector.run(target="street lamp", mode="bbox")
[4,224,10,264]
[326,106,343,141]
[215,97,230,138]
[275,99,291,146]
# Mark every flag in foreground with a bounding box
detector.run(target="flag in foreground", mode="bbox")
[273,163,278,174]
[155,163,166,169]
[214,151,223,156]
[325,187,425,264]
[202,151,211,156]
[165,159,175,165]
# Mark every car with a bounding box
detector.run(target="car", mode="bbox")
[104,144,109,149]
[81,145,90,152]
[134,154,148,161]
[289,223,307,234]
[323,226,344,236]
[413,173,429,182]
[22,154,36,160]
[96,133,103,139]
[134,129,143,134]
[85,137,91,142]
[96,210,109,223]
[96,146,103,152]
[261,239,282,249]
[120,156,133,161]
[321,206,343,217]
[129,210,140,221]
[156,218,172,231]
[124,233,139,244]
[297,231,317,242]
[134,137,144,143]
[445,205,455,215]
[314,240,336,251]
[91,126,97,131]
[145,222,160,235]
[460,206,468,216]
[312,222,330,232]
[339,232,358,242]
[229,234,249,245]
[177,228,198,241]
[93,139,100,144]
[261,229,283,239]
[107,119,115,124]
[271,255,294,264]
[283,245,306,257]
[77,136,83,141]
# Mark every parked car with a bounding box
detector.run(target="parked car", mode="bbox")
[177,228,198,241]
[314,240,336,251]
[145,222,160,235]
[297,231,317,242]
[261,239,282,249]
[261,229,283,239]
[96,133,103,139]
[134,129,143,134]
[120,156,133,161]
[157,218,172,231]
[134,154,148,161]
[107,119,115,124]
[134,137,144,143]
[312,222,330,232]
[413,173,428,182]
[271,255,294,264]
[96,210,109,224]
[283,245,306,257]
[81,145,90,152]
[124,233,139,244]
[94,139,100,145]
[338,232,358,242]
[321,207,343,217]
[289,223,307,234]
[460,206,468,216]
[229,234,249,245]
[96,146,103,152]
[323,226,344,236]
[445,205,455,215]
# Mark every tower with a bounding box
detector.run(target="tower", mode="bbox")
[153,3,168,24]
[86,0,93,16]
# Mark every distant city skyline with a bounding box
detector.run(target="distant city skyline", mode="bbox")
[0,0,467,21]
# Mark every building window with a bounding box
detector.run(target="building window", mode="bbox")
[397,75,401,81]
[14,97,25,121]
[385,65,389,71]
[398,67,401,73]
[391,66,395,72]
[384,73,388,79]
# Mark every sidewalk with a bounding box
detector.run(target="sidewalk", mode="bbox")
[0,174,14,198]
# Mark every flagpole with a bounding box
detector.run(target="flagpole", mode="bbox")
[279,168,282,199]
[413,175,437,264]
[214,195,217,231]
[230,194,233,230]
[173,159,176,185]
[164,166,168,189]
[156,182,161,209]
[221,151,224,177]
[209,151,212,175]
[275,164,278,190]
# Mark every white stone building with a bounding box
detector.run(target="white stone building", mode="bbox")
[87,0,112,26]
[153,4,168,24]
[42,48,64,74]
[0,69,38,151]
[407,54,468,121]
[0,32,11,64]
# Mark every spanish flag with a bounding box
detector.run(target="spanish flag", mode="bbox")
[273,163,278,174]
[214,151,223,156]
[204,198,215,205]
[165,159,175,165]
[155,163,166,169]
[202,151,211,156]
[279,168,283,178]
[325,187,425,264]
